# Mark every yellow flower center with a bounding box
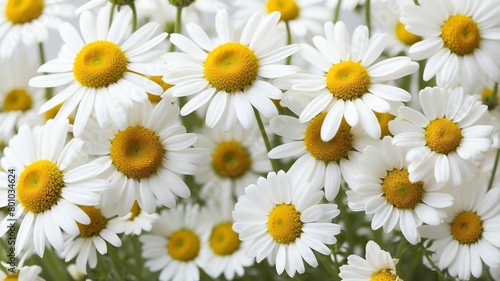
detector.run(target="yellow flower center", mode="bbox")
[5,0,44,24]
[110,126,165,180]
[451,211,483,244]
[17,160,64,214]
[77,206,108,238]
[209,222,241,256]
[441,14,481,56]
[147,75,173,103]
[128,201,141,221]
[73,41,128,88]
[395,21,422,46]
[4,274,18,281]
[167,229,200,261]
[425,118,462,154]
[266,0,299,22]
[382,169,424,209]
[267,203,302,244]
[44,103,75,124]
[370,270,398,281]
[304,113,353,162]
[326,60,371,100]
[481,87,497,111]
[212,140,251,179]
[204,43,259,93]
[376,112,395,138]
[3,89,32,112]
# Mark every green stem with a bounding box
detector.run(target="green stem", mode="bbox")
[130,2,137,32]
[169,7,183,52]
[423,253,449,281]
[285,21,292,65]
[487,148,500,190]
[38,43,53,100]
[44,249,73,281]
[364,0,371,33]
[253,107,280,172]
[395,237,407,259]
[413,0,420,5]
[110,3,116,27]
[334,0,342,22]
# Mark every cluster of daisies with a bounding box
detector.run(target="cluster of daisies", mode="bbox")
[1,0,500,280]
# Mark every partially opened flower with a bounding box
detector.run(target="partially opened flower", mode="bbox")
[0,264,45,281]
[233,170,341,277]
[29,6,168,136]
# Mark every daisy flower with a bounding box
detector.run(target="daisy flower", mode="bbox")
[232,0,331,40]
[419,176,500,280]
[343,136,454,244]
[163,9,300,130]
[81,99,207,216]
[0,53,44,140]
[140,204,207,281]
[274,21,418,141]
[0,119,108,257]
[199,198,254,280]
[193,123,271,200]
[0,0,73,58]
[0,264,45,281]
[401,0,500,92]
[62,206,122,274]
[339,240,402,281]
[106,201,158,235]
[232,170,341,277]
[390,86,494,186]
[29,6,168,136]
[268,113,377,201]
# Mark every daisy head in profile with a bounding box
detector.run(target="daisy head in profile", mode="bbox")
[0,119,108,257]
[274,21,418,141]
[163,9,300,131]
[339,240,403,281]
[0,263,46,281]
[401,0,500,92]
[29,5,168,136]
[390,86,494,186]
[232,170,341,277]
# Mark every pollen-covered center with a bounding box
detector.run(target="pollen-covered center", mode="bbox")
[147,75,173,103]
[212,140,251,179]
[304,112,353,162]
[425,118,462,154]
[267,203,303,244]
[451,211,483,244]
[441,14,481,56]
[128,201,142,221]
[3,88,32,112]
[73,41,128,88]
[77,206,108,238]
[110,126,165,180]
[370,270,398,281]
[266,0,299,22]
[43,103,75,124]
[4,275,19,281]
[396,21,421,46]
[204,43,259,93]
[326,60,371,100]
[382,169,424,209]
[376,112,395,138]
[17,160,64,214]
[167,229,200,261]
[5,0,44,24]
[210,222,241,256]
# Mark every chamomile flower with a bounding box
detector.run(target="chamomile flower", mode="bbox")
[268,113,376,201]
[339,240,402,281]
[200,198,254,280]
[274,21,418,141]
[106,201,158,235]
[232,170,341,277]
[0,53,44,139]
[81,99,207,216]
[163,9,300,130]
[29,6,168,136]
[193,123,271,200]
[343,136,454,244]
[401,0,500,92]
[233,0,330,40]
[390,86,494,186]
[0,119,108,257]
[0,264,45,281]
[419,176,500,280]
[140,204,207,281]
[0,0,73,58]
[62,206,122,274]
